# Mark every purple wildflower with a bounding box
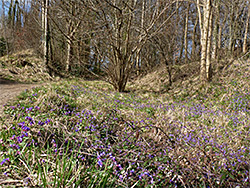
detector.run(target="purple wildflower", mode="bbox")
[0,158,10,165]
[97,159,103,167]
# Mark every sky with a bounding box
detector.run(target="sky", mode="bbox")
[0,1,11,13]
[0,1,10,17]
[0,0,32,17]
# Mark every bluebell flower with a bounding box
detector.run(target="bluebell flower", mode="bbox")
[22,126,30,132]
[38,121,45,126]
[97,159,103,167]
[0,158,10,165]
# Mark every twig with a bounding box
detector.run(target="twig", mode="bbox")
[0,179,23,185]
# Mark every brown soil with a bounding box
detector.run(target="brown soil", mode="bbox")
[0,78,41,116]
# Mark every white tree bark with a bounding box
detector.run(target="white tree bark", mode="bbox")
[212,0,219,60]
[65,19,72,72]
[184,3,190,63]
[136,0,145,75]
[42,0,49,67]
[1,0,9,55]
[206,10,213,79]
[228,4,235,53]
[243,3,250,54]
[197,0,213,82]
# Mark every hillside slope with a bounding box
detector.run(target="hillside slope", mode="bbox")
[128,57,249,99]
[0,50,52,83]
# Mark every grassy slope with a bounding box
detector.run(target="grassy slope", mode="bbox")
[0,59,250,187]
[0,50,52,83]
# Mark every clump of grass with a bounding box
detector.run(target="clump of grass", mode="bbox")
[0,77,250,187]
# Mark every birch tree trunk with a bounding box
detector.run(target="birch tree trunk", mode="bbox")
[228,4,235,53]
[206,10,213,80]
[65,18,81,73]
[1,0,9,55]
[243,4,250,54]
[42,0,49,69]
[66,40,72,72]
[184,3,190,63]
[136,0,145,75]
[176,1,184,63]
[65,19,73,72]
[212,0,220,60]
[212,16,218,60]
[197,0,213,82]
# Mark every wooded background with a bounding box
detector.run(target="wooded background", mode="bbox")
[0,0,249,91]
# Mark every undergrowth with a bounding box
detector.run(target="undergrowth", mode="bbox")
[0,65,250,187]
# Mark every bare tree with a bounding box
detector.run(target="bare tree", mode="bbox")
[184,2,190,63]
[41,0,50,69]
[84,0,177,92]
[1,0,9,55]
[191,8,199,61]
[46,0,93,76]
[211,0,220,60]
[64,2,81,72]
[2,0,249,87]
[197,0,213,82]
[243,1,250,54]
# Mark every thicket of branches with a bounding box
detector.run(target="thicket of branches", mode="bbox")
[0,0,250,91]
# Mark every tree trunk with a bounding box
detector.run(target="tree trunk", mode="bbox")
[228,4,234,53]
[217,12,226,58]
[206,11,213,81]
[184,3,190,63]
[197,0,212,82]
[135,0,145,74]
[42,0,49,69]
[15,1,21,29]
[8,0,14,29]
[212,17,218,60]
[243,5,250,54]
[179,32,185,63]
[212,0,219,60]
[66,38,72,72]
[2,0,9,55]
[191,13,198,60]
[65,18,73,72]
[176,1,184,63]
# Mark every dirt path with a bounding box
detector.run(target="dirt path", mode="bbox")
[0,78,41,116]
